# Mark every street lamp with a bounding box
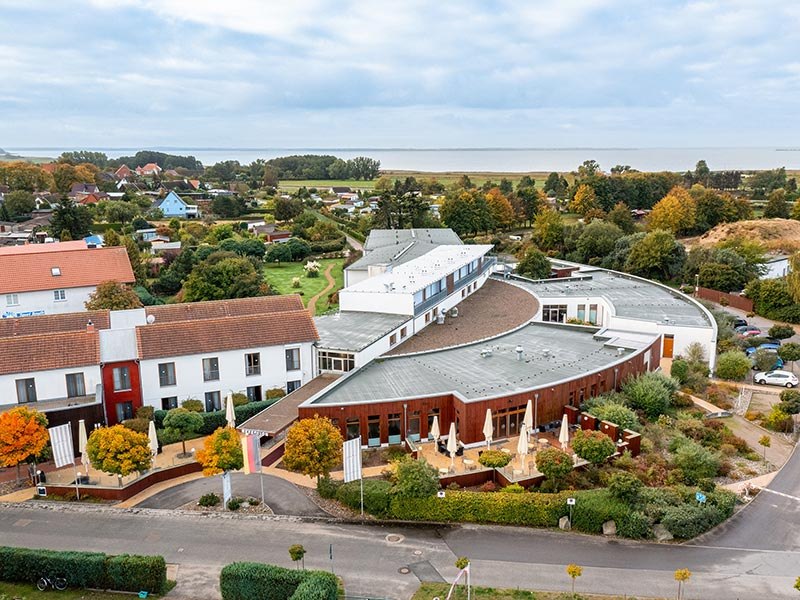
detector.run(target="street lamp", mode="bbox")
[534,393,539,442]
[695,273,700,296]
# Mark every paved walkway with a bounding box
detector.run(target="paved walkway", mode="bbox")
[306,262,336,315]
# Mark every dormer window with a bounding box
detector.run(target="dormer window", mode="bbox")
[51,267,61,276]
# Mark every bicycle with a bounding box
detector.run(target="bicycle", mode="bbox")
[36,575,67,591]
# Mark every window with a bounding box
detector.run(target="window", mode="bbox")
[408,410,421,441]
[318,350,355,372]
[16,378,36,403]
[51,267,61,276]
[202,357,219,381]
[425,312,431,323]
[577,304,586,322]
[345,417,360,441]
[116,402,133,422]
[246,385,262,402]
[6,294,19,306]
[53,289,66,302]
[367,415,381,446]
[245,352,261,376]
[158,362,176,387]
[286,380,302,394]
[542,304,567,323]
[589,304,598,325]
[387,413,401,443]
[285,348,300,371]
[161,396,178,410]
[65,373,85,398]
[400,327,407,339]
[389,333,397,346]
[427,408,440,439]
[204,391,221,412]
[112,366,130,391]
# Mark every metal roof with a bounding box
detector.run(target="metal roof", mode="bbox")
[348,228,463,271]
[315,311,411,352]
[304,323,657,406]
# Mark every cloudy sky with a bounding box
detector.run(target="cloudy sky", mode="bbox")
[1,0,799,149]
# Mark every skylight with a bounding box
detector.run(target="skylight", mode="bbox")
[51,267,61,276]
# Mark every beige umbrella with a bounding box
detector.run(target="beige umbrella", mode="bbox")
[225,393,236,428]
[446,422,458,471]
[482,409,493,448]
[517,426,529,472]
[78,419,89,468]
[148,420,159,459]
[522,399,534,434]
[558,414,570,450]
[430,415,440,443]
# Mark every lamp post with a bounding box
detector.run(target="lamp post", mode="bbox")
[695,273,699,296]
[534,393,539,442]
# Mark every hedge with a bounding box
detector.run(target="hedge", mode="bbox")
[220,562,337,600]
[336,480,392,516]
[154,398,278,432]
[0,546,167,593]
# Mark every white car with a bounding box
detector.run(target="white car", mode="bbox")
[754,370,799,388]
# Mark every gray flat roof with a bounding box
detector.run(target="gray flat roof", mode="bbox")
[315,311,411,352]
[348,228,463,271]
[304,323,657,406]
[509,269,713,328]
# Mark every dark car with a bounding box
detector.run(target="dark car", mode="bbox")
[733,318,748,329]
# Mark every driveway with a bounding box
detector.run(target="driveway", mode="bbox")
[135,473,326,517]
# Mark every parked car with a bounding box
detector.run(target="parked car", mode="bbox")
[704,410,733,419]
[745,343,782,356]
[754,370,798,388]
[763,337,783,345]
[732,318,748,329]
[737,328,763,338]
[751,355,784,371]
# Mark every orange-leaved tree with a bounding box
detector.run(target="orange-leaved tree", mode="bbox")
[0,406,49,483]
[197,427,243,476]
[283,416,343,482]
[86,424,152,476]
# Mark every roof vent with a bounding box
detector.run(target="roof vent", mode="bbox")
[542,349,550,357]
[617,347,625,356]
[51,267,61,276]
[480,347,492,358]
[146,314,156,324]
[515,345,524,360]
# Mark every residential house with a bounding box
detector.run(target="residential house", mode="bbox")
[136,163,163,177]
[329,186,352,197]
[152,190,199,218]
[253,223,291,243]
[114,164,133,180]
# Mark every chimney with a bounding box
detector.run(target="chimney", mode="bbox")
[86,319,95,333]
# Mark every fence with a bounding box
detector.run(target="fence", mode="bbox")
[696,286,753,312]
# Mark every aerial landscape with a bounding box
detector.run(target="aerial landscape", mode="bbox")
[2,2,800,600]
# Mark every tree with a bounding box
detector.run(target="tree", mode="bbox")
[758,434,771,460]
[283,416,343,481]
[274,197,304,222]
[485,188,515,229]
[196,427,243,476]
[716,351,752,381]
[778,389,800,415]
[754,349,779,372]
[779,343,800,372]
[535,447,573,490]
[104,201,140,224]
[87,425,152,476]
[288,544,306,570]
[0,161,54,191]
[0,407,48,483]
[571,430,616,465]
[183,253,267,302]
[516,246,551,279]
[606,202,636,234]
[569,184,599,216]
[84,280,143,310]
[575,221,624,264]
[787,252,800,303]
[3,190,35,217]
[393,457,439,499]
[768,324,795,340]
[624,229,686,281]
[674,568,691,600]
[533,208,564,252]
[566,564,582,595]
[648,187,696,235]
[763,189,790,219]
[163,408,204,457]
[50,200,93,240]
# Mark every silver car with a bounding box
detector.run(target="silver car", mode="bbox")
[754,370,799,388]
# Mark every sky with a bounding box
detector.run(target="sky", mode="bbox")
[1,0,799,149]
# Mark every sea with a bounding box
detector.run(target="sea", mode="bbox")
[6,147,800,173]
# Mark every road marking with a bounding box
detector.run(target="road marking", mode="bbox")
[755,487,800,503]
[13,519,31,527]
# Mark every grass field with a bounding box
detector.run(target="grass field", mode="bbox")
[263,257,344,315]
[412,582,661,599]
[0,582,134,599]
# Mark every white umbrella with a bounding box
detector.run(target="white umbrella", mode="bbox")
[558,414,570,450]
[517,426,529,472]
[225,392,236,428]
[430,416,440,443]
[446,422,458,471]
[148,420,159,459]
[78,419,89,468]
[482,409,493,448]
[522,399,534,434]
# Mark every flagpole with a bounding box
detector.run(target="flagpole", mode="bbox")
[72,463,81,501]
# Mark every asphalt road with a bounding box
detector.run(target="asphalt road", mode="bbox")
[135,473,326,517]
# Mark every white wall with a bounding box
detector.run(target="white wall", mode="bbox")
[139,342,315,409]
[763,259,789,280]
[0,365,101,408]
[339,289,414,315]
[2,285,96,318]
[343,268,368,288]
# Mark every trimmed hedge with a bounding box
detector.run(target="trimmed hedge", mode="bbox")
[220,562,337,600]
[336,480,392,516]
[154,398,278,432]
[0,546,166,593]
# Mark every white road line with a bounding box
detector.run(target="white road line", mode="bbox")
[755,487,800,502]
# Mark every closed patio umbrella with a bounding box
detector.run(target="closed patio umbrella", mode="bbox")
[225,393,236,428]
[78,419,89,468]
[517,426,529,472]
[482,409,493,448]
[447,422,458,471]
[522,399,534,434]
[558,414,570,450]
[148,420,159,459]
[430,416,440,443]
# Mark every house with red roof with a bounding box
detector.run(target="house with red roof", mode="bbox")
[136,163,162,177]
[114,164,133,180]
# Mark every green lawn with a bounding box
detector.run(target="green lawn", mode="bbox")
[412,582,661,599]
[0,582,127,600]
[263,258,344,315]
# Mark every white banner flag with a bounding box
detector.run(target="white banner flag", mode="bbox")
[343,437,362,483]
[222,471,232,506]
[48,423,75,468]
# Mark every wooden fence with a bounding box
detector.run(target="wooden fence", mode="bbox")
[697,287,753,312]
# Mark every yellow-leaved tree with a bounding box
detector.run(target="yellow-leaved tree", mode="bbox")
[569,184,599,216]
[197,427,243,476]
[283,416,343,482]
[485,188,516,230]
[86,424,152,476]
[648,186,696,235]
[0,406,49,483]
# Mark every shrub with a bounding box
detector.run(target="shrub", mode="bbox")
[336,479,392,516]
[501,483,525,494]
[199,492,221,507]
[135,405,155,421]
[607,471,644,504]
[316,476,341,499]
[219,562,337,600]
[105,554,167,594]
[768,324,795,340]
[715,351,751,381]
[121,417,150,434]
[763,406,794,432]
[661,504,724,539]
[778,389,800,414]
[227,497,243,511]
[231,392,249,407]
[265,388,286,400]
[480,481,497,493]
[569,489,631,534]
[588,402,640,432]
[478,450,512,468]
[571,430,616,465]
[616,511,651,539]
[622,372,678,419]
[536,447,574,489]
[393,457,439,499]
[182,398,204,412]
[671,359,689,384]
[672,440,721,484]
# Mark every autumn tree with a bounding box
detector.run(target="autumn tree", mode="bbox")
[566,564,583,595]
[197,427,243,476]
[535,447,573,490]
[85,280,143,310]
[569,184,599,216]
[86,424,152,476]
[283,416,343,481]
[648,187,696,235]
[533,208,564,252]
[605,202,636,234]
[571,430,616,465]
[0,161,54,191]
[485,188,515,230]
[163,407,204,456]
[0,407,48,483]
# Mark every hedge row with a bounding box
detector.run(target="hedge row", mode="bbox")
[0,547,167,593]
[154,398,278,432]
[219,562,337,600]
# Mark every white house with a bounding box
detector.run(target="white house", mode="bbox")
[762,255,791,280]
[0,241,135,318]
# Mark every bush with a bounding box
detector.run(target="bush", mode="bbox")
[661,504,724,539]
[265,388,286,400]
[231,392,249,407]
[671,359,690,384]
[316,476,341,499]
[219,562,337,600]
[536,447,574,489]
[478,449,512,468]
[336,479,392,516]
[199,492,221,507]
[571,430,616,465]
[121,417,150,434]
[588,402,640,432]
[569,489,630,534]
[227,497,243,511]
[607,471,644,504]
[393,457,439,499]
[105,554,167,594]
[616,511,651,539]
[672,439,721,484]
[165,399,280,436]
[622,372,678,419]
[501,483,525,494]
[763,406,794,432]
[182,399,204,412]
[778,389,800,414]
[715,351,751,381]
[135,405,155,421]
[480,481,497,493]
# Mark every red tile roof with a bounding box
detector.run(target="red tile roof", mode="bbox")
[0,311,110,338]
[136,309,318,359]
[0,330,99,376]
[144,295,303,324]
[0,241,88,256]
[0,246,135,294]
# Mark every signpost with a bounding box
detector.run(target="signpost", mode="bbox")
[695,491,706,505]
[567,497,576,524]
[343,437,363,516]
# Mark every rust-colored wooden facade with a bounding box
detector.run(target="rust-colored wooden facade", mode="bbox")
[300,336,661,447]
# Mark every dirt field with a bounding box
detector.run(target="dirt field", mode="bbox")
[687,218,800,253]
